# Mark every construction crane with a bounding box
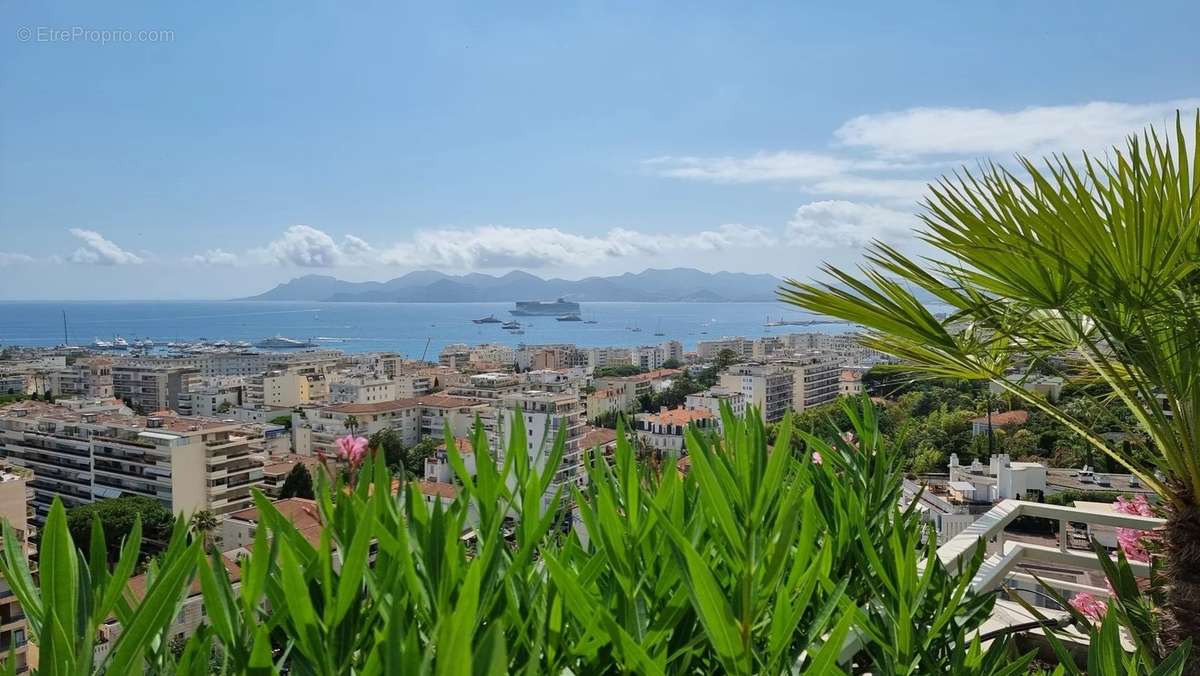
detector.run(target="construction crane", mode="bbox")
[419,337,431,363]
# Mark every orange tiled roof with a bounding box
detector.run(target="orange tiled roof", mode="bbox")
[640,407,713,426]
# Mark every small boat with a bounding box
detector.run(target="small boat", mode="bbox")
[653,319,665,336]
[501,321,522,330]
[510,329,525,335]
[473,315,502,324]
[93,338,114,349]
[556,313,582,322]
[584,318,598,324]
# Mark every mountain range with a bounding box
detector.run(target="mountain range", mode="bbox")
[239,268,785,303]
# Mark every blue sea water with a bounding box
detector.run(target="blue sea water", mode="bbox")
[0,301,856,358]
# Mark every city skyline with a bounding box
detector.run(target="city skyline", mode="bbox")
[3,1,1199,299]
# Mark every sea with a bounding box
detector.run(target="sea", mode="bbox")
[0,301,857,358]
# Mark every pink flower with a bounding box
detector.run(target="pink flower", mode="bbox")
[336,435,369,467]
[1116,527,1150,562]
[1069,592,1108,622]
[812,451,823,466]
[1112,495,1156,562]
[1114,495,1153,517]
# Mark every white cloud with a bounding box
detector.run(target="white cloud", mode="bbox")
[643,152,851,183]
[809,176,932,205]
[67,229,145,265]
[835,99,1200,157]
[785,201,917,248]
[188,249,239,266]
[382,224,769,269]
[253,225,375,267]
[0,252,36,266]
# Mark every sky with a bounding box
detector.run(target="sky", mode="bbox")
[2,1,1199,300]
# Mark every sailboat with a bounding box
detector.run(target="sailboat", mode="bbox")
[653,319,665,336]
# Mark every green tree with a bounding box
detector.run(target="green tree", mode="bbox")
[279,463,315,499]
[66,496,174,564]
[269,414,293,429]
[343,414,360,435]
[189,509,220,550]
[661,357,682,369]
[782,112,1200,658]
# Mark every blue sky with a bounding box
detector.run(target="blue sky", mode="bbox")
[2,1,1199,299]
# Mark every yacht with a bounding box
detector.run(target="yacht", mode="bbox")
[256,335,317,349]
[473,314,502,324]
[653,319,665,336]
[556,313,582,322]
[501,321,522,330]
[112,336,129,349]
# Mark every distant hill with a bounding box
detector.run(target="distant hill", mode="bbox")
[239,268,784,303]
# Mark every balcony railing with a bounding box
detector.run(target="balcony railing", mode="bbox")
[937,499,1162,593]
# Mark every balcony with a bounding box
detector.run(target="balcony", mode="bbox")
[934,500,1164,647]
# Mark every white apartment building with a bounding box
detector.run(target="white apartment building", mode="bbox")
[632,341,684,370]
[633,407,716,456]
[0,402,265,523]
[395,373,435,398]
[176,383,243,417]
[245,370,320,408]
[719,364,793,422]
[484,390,586,506]
[585,347,633,369]
[329,377,397,405]
[114,351,344,378]
[469,343,516,367]
[292,394,489,456]
[446,373,523,400]
[685,387,746,421]
[777,353,841,412]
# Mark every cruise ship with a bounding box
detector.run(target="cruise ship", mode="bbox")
[510,298,581,316]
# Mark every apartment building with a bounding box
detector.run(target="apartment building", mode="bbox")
[114,350,345,378]
[0,402,265,523]
[584,347,633,369]
[439,344,472,369]
[176,383,243,417]
[696,337,754,360]
[245,370,314,408]
[112,365,201,413]
[0,464,32,673]
[483,390,586,505]
[469,343,516,367]
[719,364,793,422]
[446,373,523,400]
[48,356,114,399]
[395,373,435,398]
[592,369,681,412]
[685,387,746,420]
[634,407,716,456]
[293,394,488,456]
[777,353,841,412]
[329,377,397,405]
[632,341,684,370]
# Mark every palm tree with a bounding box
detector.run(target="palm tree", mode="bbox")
[189,509,220,550]
[780,113,1200,664]
[344,414,360,435]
